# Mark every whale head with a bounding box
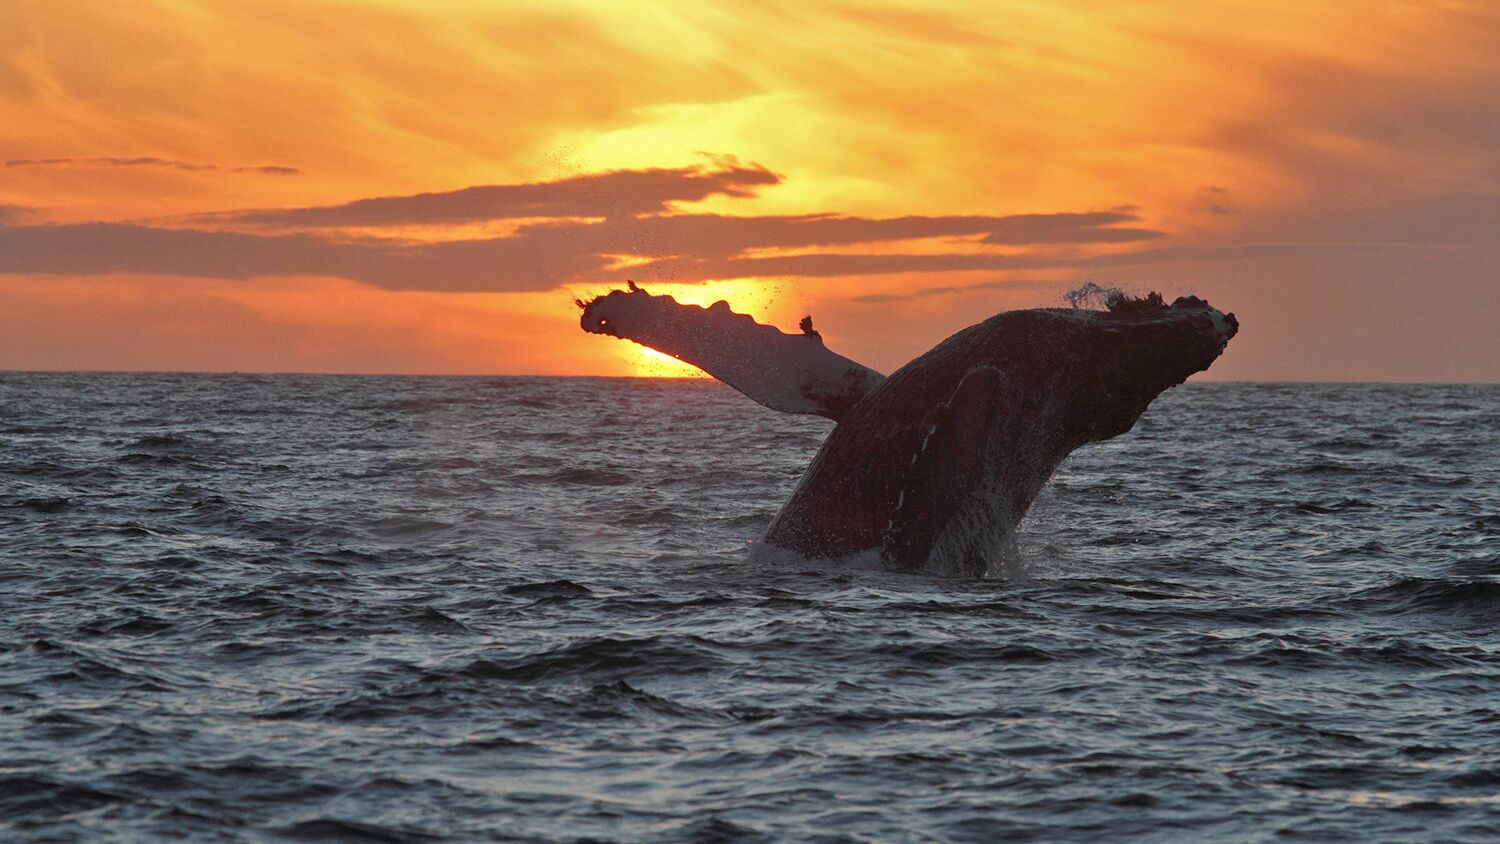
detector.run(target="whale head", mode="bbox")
[1061,293,1239,443]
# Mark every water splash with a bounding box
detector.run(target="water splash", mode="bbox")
[1064,282,1172,315]
[1063,281,1124,310]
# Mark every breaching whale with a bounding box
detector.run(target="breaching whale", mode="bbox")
[580,284,1237,576]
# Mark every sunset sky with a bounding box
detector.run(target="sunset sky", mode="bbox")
[3,0,1497,380]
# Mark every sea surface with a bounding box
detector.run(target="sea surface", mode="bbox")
[1,374,1497,842]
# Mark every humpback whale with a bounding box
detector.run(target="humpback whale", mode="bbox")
[580,284,1237,576]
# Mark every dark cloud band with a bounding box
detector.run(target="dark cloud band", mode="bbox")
[212,164,779,226]
[5,157,300,175]
[0,164,1168,291]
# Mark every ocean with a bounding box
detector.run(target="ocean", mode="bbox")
[1,373,1497,841]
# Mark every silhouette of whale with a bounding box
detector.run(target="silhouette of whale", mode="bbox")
[580,285,1237,575]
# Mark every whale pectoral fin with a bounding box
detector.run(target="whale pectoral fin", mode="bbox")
[881,365,1009,574]
[578,285,886,421]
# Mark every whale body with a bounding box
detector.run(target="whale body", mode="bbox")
[581,286,1237,576]
[760,297,1237,575]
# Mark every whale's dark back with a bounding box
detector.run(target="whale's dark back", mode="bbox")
[761,298,1238,574]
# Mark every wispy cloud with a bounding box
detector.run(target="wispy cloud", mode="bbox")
[847,278,1070,304]
[516,210,1159,255]
[0,223,608,291]
[211,164,778,226]
[0,165,1165,291]
[4,157,300,175]
[1194,186,1235,216]
[840,239,1407,304]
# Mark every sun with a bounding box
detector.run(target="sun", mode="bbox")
[632,346,710,378]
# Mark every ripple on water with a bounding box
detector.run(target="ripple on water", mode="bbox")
[0,376,1497,841]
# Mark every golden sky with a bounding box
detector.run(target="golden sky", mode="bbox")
[3,0,1498,380]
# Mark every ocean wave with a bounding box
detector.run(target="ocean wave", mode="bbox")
[7,495,71,513]
[127,433,195,449]
[504,579,594,598]
[3,375,1498,842]
[1290,498,1374,514]
[0,773,124,818]
[451,635,728,683]
[511,467,634,486]
[866,641,1058,665]
[276,817,441,843]
[1356,577,1500,619]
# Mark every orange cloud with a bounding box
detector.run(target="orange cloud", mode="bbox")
[0,165,1163,290]
[0,0,1497,380]
[0,275,618,376]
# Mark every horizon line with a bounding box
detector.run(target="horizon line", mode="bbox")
[1,368,1496,387]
